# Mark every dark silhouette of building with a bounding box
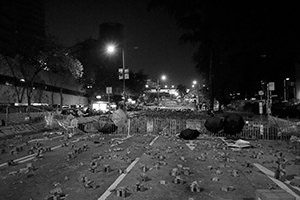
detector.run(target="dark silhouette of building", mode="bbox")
[0,0,45,52]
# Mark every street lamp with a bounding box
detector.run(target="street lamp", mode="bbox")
[193,80,200,110]
[106,44,126,98]
[284,77,290,101]
[157,75,166,106]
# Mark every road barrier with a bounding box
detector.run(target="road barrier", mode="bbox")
[1,109,297,141]
[115,116,294,140]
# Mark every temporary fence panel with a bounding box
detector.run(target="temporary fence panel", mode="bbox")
[170,119,177,135]
[186,119,201,131]
[131,116,147,134]
[126,117,293,141]
[40,113,296,141]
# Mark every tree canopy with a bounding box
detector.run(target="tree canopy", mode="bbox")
[149,0,300,106]
[1,33,84,105]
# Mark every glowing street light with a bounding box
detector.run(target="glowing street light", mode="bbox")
[193,80,200,110]
[107,45,115,53]
[284,77,290,101]
[106,44,126,98]
[157,75,167,105]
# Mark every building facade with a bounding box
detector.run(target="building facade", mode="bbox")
[0,0,45,52]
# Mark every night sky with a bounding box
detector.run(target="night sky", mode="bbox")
[45,0,198,88]
[45,1,300,98]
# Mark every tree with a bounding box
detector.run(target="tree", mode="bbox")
[47,49,83,106]
[70,38,100,84]
[149,1,300,109]
[1,34,58,105]
[92,65,120,95]
[0,33,84,106]
[71,39,123,101]
[149,1,238,109]
[176,84,187,98]
[126,70,148,97]
[0,54,26,103]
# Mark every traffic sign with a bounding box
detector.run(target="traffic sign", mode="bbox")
[118,68,129,79]
[259,102,263,114]
[124,69,129,79]
[268,82,275,91]
[118,68,123,80]
[106,87,112,94]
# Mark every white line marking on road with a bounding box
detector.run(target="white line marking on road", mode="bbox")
[98,158,140,200]
[15,154,36,162]
[186,143,196,151]
[150,135,159,146]
[254,163,300,199]
[18,157,35,163]
[0,163,7,167]
[98,135,159,200]
[0,153,38,167]
[0,138,79,167]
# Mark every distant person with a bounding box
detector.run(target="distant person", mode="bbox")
[66,111,75,122]
[77,109,84,117]
[194,100,197,109]
[118,101,127,112]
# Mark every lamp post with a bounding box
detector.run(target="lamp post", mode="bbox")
[193,80,200,110]
[284,78,289,101]
[121,48,125,97]
[157,75,166,106]
[107,45,126,99]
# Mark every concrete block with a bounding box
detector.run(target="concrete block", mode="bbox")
[174,176,182,184]
[171,168,179,176]
[116,187,127,198]
[104,165,111,172]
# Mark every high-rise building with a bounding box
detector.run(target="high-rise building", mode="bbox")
[0,0,45,52]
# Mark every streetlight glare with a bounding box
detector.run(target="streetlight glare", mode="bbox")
[193,80,197,85]
[107,45,116,53]
[161,75,166,80]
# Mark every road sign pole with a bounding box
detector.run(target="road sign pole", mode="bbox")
[122,48,125,99]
